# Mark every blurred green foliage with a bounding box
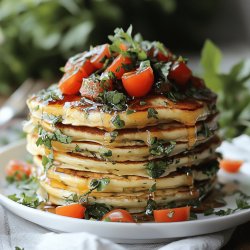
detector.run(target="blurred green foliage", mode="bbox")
[201,40,250,138]
[0,0,219,95]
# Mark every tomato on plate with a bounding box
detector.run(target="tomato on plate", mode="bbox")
[153,206,190,223]
[102,209,135,222]
[5,160,32,181]
[56,204,86,219]
[59,60,96,95]
[90,44,111,69]
[220,159,243,173]
[168,62,192,86]
[105,54,132,79]
[80,76,112,100]
[122,64,154,97]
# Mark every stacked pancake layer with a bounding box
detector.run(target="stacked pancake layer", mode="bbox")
[25,91,220,214]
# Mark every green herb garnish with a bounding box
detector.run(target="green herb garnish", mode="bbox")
[147,108,158,119]
[85,203,111,220]
[111,114,125,129]
[145,198,157,215]
[110,131,119,142]
[149,137,176,156]
[145,160,169,178]
[99,148,112,158]
[8,193,41,208]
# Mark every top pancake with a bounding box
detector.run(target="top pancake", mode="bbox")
[27,87,217,131]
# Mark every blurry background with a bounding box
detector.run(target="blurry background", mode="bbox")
[0,0,249,141]
[0,0,249,95]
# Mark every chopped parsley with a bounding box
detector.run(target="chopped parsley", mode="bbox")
[149,137,176,156]
[42,152,54,171]
[145,160,169,178]
[111,114,125,129]
[110,131,119,142]
[204,198,250,217]
[36,85,63,104]
[145,198,157,215]
[65,178,110,204]
[98,90,128,112]
[85,203,111,220]
[126,109,136,115]
[99,148,112,158]
[41,114,63,125]
[147,108,158,119]
[36,126,72,149]
[8,193,41,208]
[149,183,156,192]
[74,144,83,152]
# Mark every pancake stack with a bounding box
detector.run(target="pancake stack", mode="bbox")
[24,27,220,219]
[24,90,220,215]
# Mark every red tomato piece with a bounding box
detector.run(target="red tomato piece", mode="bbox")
[55,204,86,219]
[220,159,243,173]
[153,206,190,223]
[90,44,111,69]
[157,51,172,62]
[102,209,135,222]
[5,160,32,180]
[122,66,154,97]
[168,62,192,86]
[59,60,96,95]
[105,55,132,79]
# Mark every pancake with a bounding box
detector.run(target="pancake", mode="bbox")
[31,137,219,177]
[39,178,215,211]
[24,113,218,147]
[26,131,215,162]
[24,28,221,218]
[27,91,217,131]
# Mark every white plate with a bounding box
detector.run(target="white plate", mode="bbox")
[0,140,250,243]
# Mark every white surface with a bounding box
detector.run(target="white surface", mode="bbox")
[0,139,250,245]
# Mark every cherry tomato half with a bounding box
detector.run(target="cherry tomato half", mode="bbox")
[122,66,154,97]
[153,206,190,223]
[220,159,243,173]
[168,62,192,86]
[59,60,96,95]
[90,44,111,69]
[105,54,132,79]
[5,160,32,181]
[55,204,86,219]
[102,209,135,222]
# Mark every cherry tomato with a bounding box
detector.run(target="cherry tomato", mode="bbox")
[90,44,111,69]
[80,76,112,100]
[122,66,154,97]
[153,206,190,223]
[168,62,192,86]
[64,53,87,72]
[105,55,132,79]
[5,160,32,181]
[102,209,135,222]
[59,60,96,95]
[147,45,172,62]
[56,204,86,219]
[220,159,243,173]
